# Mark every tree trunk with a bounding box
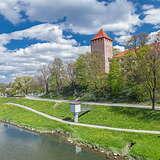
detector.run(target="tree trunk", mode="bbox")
[45,82,49,95]
[152,68,156,110]
[152,88,156,110]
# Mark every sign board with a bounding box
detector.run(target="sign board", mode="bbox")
[70,103,81,113]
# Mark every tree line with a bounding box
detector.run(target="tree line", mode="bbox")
[0,32,159,109]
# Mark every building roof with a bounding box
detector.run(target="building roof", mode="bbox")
[91,29,112,41]
[113,42,160,58]
[113,50,129,58]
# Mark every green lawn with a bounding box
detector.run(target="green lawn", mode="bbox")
[2,97,160,131]
[6,98,73,120]
[79,105,160,130]
[0,102,160,160]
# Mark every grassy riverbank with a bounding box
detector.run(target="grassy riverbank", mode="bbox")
[3,97,160,130]
[0,97,160,159]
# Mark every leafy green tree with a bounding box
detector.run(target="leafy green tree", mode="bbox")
[75,52,107,99]
[75,54,89,89]
[107,59,124,99]
[135,43,160,109]
[11,76,33,96]
[120,50,146,102]
[0,83,7,96]
[123,37,160,108]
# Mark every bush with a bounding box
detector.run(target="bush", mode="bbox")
[80,92,97,101]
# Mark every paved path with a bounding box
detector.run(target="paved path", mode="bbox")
[26,96,160,110]
[6,102,160,135]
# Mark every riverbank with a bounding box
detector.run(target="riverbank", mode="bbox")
[0,121,106,160]
[6,97,160,131]
[0,99,160,159]
[0,119,127,160]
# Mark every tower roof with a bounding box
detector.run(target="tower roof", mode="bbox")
[91,29,112,41]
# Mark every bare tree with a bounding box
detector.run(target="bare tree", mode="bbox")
[66,63,77,94]
[127,33,148,53]
[39,65,51,95]
[50,58,66,95]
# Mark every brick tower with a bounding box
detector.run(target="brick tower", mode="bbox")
[91,29,113,73]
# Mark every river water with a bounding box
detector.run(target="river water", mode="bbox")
[0,123,106,160]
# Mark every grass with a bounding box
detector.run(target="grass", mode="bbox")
[5,98,73,120]
[0,102,160,159]
[79,105,160,130]
[0,103,71,132]
[2,97,160,131]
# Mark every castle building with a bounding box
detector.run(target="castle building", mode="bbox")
[91,29,113,73]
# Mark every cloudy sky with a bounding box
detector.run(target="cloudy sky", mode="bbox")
[0,0,159,83]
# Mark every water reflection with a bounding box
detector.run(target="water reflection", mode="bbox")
[75,145,82,154]
[0,123,105,160]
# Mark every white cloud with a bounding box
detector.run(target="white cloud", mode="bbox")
[142,4,154,10]
[114,45,125,52]
[0,24,89,83]
[0,0,141,35]
[148,30,160,43]
[0,0,22,24]
[115,35,131,45]
[0,23,77,47]
[143,6,160,27]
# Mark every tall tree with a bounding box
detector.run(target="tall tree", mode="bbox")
[136,42,160,109]
[124,34,160,109]
[75,52,107,99]
[39,65,51,95]
[50,58,66,95]
[66,63,77,94]
[107,59,124,99]
[127,33,148,52]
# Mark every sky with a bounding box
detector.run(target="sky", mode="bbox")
[0,0,159,83]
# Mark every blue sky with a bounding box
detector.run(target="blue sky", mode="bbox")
[0,0,159,83]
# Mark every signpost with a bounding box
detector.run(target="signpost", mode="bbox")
[70,100,81,123]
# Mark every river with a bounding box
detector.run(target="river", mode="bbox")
[0,123,106,160]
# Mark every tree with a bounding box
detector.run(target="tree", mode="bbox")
[66,63,77,94]
[136,42,160,109]
[39,65,51,95]
[75,52,107,99]
[75,54,89,89]
[0,83,7,96]
[107,59,124,99]
[113,47,122,55]
[49,58,66,95]
[121,50,147,102]
[127,33,148,52]
[30,76,44,94]
[124,34,160,109]
[11,76,33,96]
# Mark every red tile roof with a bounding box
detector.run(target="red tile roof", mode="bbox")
[113,42,160,58]
[91,29,112,41]
[113,50,129,58]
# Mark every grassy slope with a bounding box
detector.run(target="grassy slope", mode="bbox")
[9,98,73,119]
[79,106,160,130]
[4,97,160,131]
[0,103,160,160]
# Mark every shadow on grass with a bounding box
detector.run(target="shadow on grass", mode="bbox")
[63,117,73,122]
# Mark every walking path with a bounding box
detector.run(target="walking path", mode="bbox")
[6,102,160,135]
[26,96,160,110]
